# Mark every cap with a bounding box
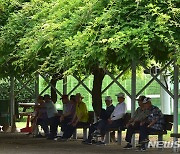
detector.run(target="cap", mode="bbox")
[136,95,146,102]
[60,95,68,100]
[105,96,112,101]
[70,95,76,100]
[76,93,84,99]
[143,97,151,104]
[44,94,51,99]
[115,92,125,98]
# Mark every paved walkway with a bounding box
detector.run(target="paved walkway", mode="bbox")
[0,133,174,154]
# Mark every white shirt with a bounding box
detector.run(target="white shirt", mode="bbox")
[110,102,127,121]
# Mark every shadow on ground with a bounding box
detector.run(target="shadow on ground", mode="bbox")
[0,133,172,154]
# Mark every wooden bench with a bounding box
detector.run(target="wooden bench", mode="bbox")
[105,113,173,144]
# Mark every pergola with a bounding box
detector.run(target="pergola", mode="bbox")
[8,59,179,149]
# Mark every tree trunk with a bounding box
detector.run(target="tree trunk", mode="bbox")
[50,77,57,104]
[92,67,105,116]
[50,72,63,104]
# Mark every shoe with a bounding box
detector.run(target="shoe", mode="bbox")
[96,141,106,146]
[82,140,92,145]
[34,134,44,138]
[55,136,63,141]
[57,138,68,142]
[47,135,56,140]
[135,144,146,152]
[123,143,133,149]
[91,139,97,144]
[140,147,146,152]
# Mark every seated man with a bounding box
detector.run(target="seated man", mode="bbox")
[96,92,127,144]
[138,97,164,151]
[83,96,115,144]
[44,94,59,140]
[60,93,88,140]
[59,95,76,137]
[124,97,164,151]
[123,95,149,149]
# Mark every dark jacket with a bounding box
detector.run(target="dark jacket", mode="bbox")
[100,104,115,120]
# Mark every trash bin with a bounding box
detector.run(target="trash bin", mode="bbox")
[0,100,10,127]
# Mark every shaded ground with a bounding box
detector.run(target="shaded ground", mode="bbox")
[0,133,174,154]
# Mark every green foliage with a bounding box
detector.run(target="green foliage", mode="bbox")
[0,0,179,78]
[0,79,35,102]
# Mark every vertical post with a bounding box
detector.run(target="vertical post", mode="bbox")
[63,76,67,95]
[131,60,136,116]
[35,73,39,105]
[131,60,136,146]
[117,130,122,145]
[173,62,179,143]
[160,74,171,114]
[34,73,39,135]
[10,76,15,131]
[83,128,88,141]
[105,132,110,144]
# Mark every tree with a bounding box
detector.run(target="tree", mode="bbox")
[62,0,180,114]
[0,0,179,114]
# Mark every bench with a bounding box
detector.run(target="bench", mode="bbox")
[170,133,180,152]
[105,113,173,145]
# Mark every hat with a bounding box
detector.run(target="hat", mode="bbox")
[76,93,84,99]
[115,92,125,98]
[60,95,68,100]
[70,95,76,100]
[143,97,151,104]
[105,96,112,101]
[136,95,146,102]
[44,94,51,99]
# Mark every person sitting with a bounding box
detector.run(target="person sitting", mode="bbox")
[60,93,88,140]
[123,97,164,151]
[83,96,115,145]
[95,92,127,144]
[59,95,76,137]
[44,94,59,140]
[137,97,164,151]
[123,95,149,149]
[35,95,49,137]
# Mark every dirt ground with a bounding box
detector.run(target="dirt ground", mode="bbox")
[0,133,175,154]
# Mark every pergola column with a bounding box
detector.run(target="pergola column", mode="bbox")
[173,62,179,142]
[10,76,15,132]
[63,76,67,95]
[131,60,136,146]
[131,60,136,115]
[160,74,171,114]
[34,73,39,135]
[35,73,39,105]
